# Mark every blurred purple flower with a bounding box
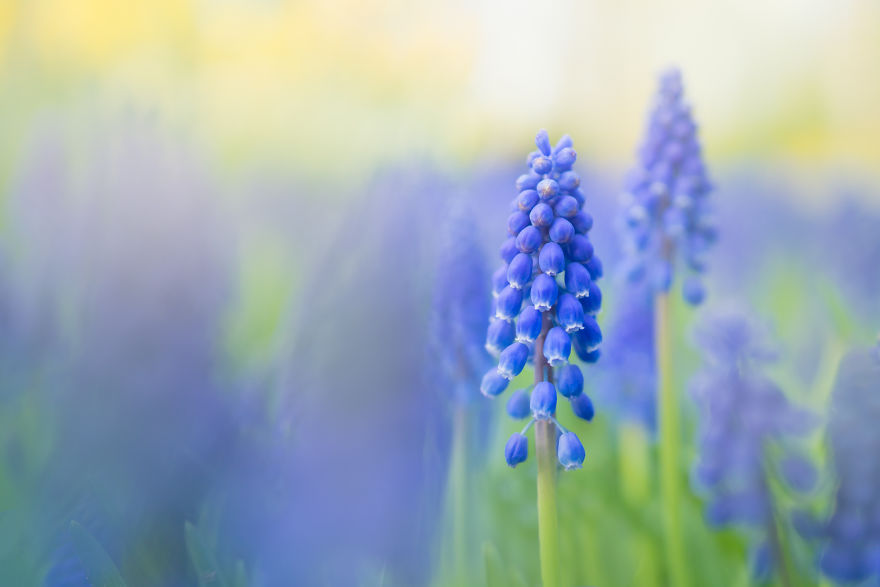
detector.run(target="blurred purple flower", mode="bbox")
[219,168,480,584]
[6,116,238,583]
[817,345,880,583]
[690,306,817,579]
[594,283,656,434]
[619,68,715,306]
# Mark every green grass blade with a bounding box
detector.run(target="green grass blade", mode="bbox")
[69,521,126,587]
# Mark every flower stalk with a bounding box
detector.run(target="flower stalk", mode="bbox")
[534,312,560,587]
[655,292,688,587]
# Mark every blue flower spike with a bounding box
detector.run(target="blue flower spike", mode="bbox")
[619,68,715,306]
[481,129,605,471]
[690,307,818,581]
[817,345,880,583]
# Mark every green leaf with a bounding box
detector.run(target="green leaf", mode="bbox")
[68,521,126,587]
[231,561,248,587]
[509,568,529,587]
[185,521,229,587]
[482,542,506,587]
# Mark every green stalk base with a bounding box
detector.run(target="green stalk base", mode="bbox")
[656,293,688,587]
[536,418,560,587]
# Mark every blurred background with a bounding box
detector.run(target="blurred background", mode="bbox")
[0,0,879,585]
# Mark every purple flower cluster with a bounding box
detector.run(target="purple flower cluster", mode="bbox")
[817,345,880,582]
[430,200,493,405]
[595,284,656,433]
[619,68,716,305]
[690,308,817,578]
[481,130,604,470]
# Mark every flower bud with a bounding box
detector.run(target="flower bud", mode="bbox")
[554,195,579,218]
[581,281,602,315]
[585,256,603,280]
[499,237,518,264]
[557,293,585,332]
[683,276,706,306]
[558,172,580,193]
[564,262,591,298]
[530,381,557,418]
[495,285,523,320]
[507,211,530,236]
[485,318,515,356]
[492,264,508,296]
[557,431,585,470]
[570,393,595,421]
[516,225,543,254]
[507,253,532,289]
[555,147,577,169]
[571,211,593,234]
[530,273,558,311]
[505,433,529,467]
[543,326,571,366]
[567,234,594,263]
[516,172,541,192]
[480,369,509,397]
[515,305,543,343]
[506,389,531,419]
[498,342,529,380]
[549,217,574,243]
[531,155,553,175]
[538,242,565,276]
[537,178,559,200]
[517,189,539,212]
[556,364,583,398]
[579,315,603,350]
[535,129,552,156]
[529,202,555,227]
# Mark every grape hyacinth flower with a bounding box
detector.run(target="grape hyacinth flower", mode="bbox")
[815,342,880,583]
[596,284,656,433]
[618,68,716,587]
[690,307,817,585]
[619,68,716,306]
[431,201,492,407]
[429,200,492,584]
[481,129,602,465]
[481,130,604,587]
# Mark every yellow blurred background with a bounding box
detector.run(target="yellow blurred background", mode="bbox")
[2,0,878,191]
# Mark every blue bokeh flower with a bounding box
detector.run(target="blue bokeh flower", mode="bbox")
[594,284,656,433]
[817,344,880,583]
[690,306,817,578]
[619,68,716,305]
[482,130,604,470]
[6,118,238,585]
[430,201,493,406]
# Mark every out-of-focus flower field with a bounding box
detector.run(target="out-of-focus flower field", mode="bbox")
[1,1,879,585]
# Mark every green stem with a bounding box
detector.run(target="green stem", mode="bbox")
[762,448,794,587]
[619,422,659,587]
[766,512,793,587]
[450,406,468,585]
[656,293,688,587]
[619,421,651,506]
[536,419,560,587]
[534,312,559,587]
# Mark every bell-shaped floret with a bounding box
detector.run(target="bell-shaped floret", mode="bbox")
[543,327,572,366]
[557,431,585,470]
[530,273,558,312]
[530,381,557,418]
